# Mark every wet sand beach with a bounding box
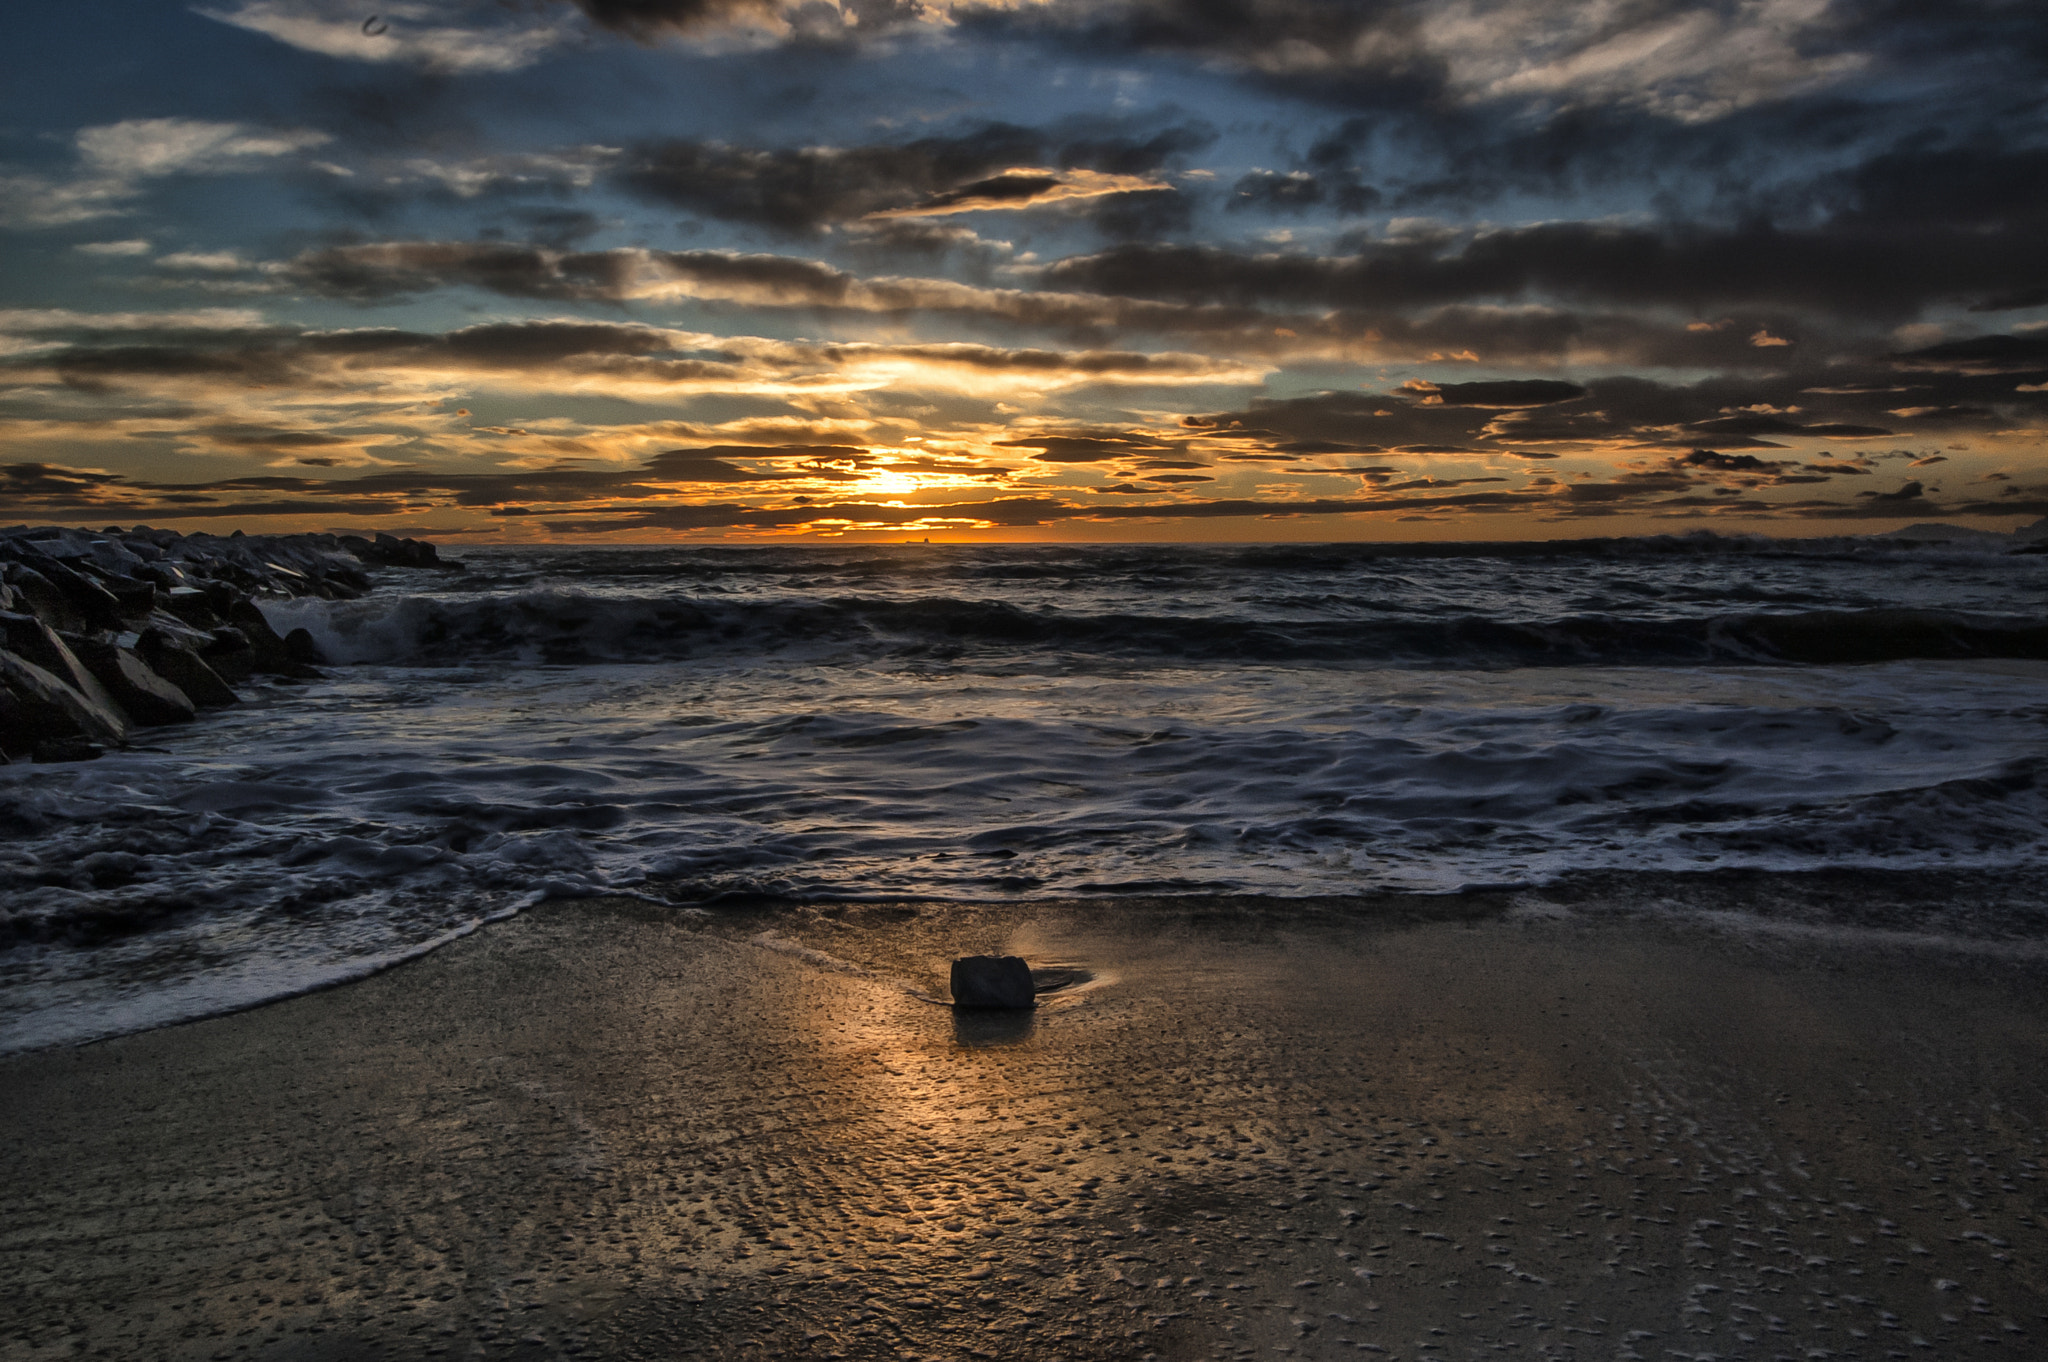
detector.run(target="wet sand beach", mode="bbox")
[3,874,2046,1362]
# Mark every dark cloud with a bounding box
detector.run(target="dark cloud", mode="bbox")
[910,173,1064,212]
[641,445,871,483]
[807,341,1227,377]
[272,240,879,308]
[614,124,1043,231]
[203,426,356,449]
[837,220,1013,280]
[1892,333,2048,372]
[1686,415,1893,439]
[0,444,886,521]
[1267,442,1383,456]
[49,344,301,390]
[1834,0,2048,71]
[1045,215,2048,322]
[279,241,585,303]
[397,320,691,367]
[266,240,1278,350]
[1229,119,1380,215]
[1830,143,2048,234]
[953,0,1445,111]
[248,236,2032,382]
[1970,286,2048,313]
[942,0,2048,161]
[105,318,749,387]
[1228,171,1316,212]
[1055,124,1217,176]
[1426,380,1586,408]
[1089,188,1195,241]
[995,433,1181,464]
[509,208,607,249]
[610,121,1212,232]
[1680,450,1786,473]
[1182,390,1508,454]
[6,315,1247,426]
[1179,362,2047,460]
[567,0,779,40]
[0,462,128,506]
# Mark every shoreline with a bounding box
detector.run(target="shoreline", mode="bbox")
[4,883,2045,1360]
[11,865,2048,1061]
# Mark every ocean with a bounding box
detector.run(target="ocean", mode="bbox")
[4,535,2046,1053]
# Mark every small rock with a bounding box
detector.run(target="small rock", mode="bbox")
[950,955,1036,1009]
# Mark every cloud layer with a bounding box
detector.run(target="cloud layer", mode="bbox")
[1,0,2043,539]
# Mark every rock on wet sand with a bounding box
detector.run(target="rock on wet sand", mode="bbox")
[951,953,1037,1008]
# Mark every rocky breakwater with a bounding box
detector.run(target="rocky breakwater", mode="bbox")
[0,527,459,763]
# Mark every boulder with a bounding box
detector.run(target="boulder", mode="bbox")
[950,955,1037,1009]
[69,638,197,727]
[3,566,90,635]
[96,574,158,617]
[33,559,124,630]
[201,626,256,683]
[343,532,460,570]
[137,630,240,708]
[0,613,128,720]
[0,682,31,759]
[224,599,320,677]
[0,648,128,754]
[283,626,326,666]
[160,587,224,630]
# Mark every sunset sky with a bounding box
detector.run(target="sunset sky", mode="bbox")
[3,0,2045,541]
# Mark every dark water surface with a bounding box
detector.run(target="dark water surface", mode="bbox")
[4,536,2045,1051]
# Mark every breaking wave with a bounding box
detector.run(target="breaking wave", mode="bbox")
[274,589,2048,669]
